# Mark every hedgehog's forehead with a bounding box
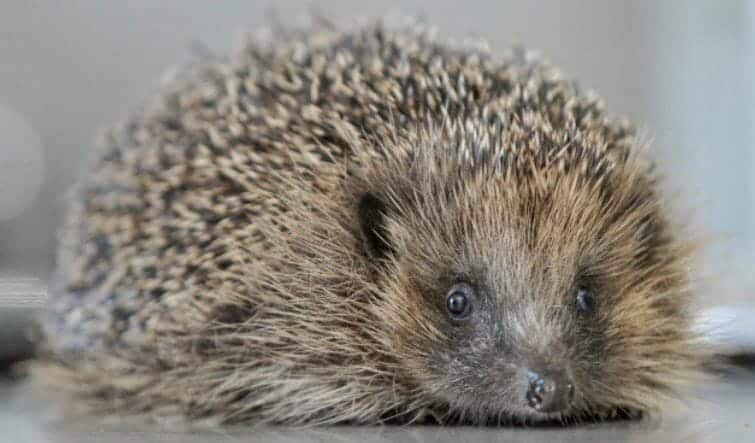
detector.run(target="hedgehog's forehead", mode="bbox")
[385,152,649,278]
[362,120,652,268]
[392,172,592,274]
[389,150,619,230]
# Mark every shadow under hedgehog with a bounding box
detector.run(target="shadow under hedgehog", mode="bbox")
[37,16,702,425]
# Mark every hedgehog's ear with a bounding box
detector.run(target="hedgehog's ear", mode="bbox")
[357,193,395,261]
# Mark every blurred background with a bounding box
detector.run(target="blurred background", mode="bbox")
[0,0,754,362]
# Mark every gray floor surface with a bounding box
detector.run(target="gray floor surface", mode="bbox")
[2,369,754,443]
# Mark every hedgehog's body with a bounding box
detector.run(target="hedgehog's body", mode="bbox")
[42,20,698,425]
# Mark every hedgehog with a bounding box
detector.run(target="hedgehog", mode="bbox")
[37,18,701,425]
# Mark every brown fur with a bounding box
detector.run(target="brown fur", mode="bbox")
[37,17,702,425]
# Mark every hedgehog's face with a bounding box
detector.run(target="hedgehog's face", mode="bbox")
[355,153,694,423]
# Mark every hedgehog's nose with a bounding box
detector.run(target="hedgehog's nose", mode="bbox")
[525,369,574,413]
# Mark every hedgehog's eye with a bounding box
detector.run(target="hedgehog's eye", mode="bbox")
[447,283,474,320]
[576,288,595,314]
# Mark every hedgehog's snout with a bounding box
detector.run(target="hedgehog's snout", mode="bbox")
[524,368,574,413]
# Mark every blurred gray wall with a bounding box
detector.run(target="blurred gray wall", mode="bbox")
[0,1,753,301]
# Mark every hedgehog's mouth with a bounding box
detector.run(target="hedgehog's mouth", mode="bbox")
[415,403,573,426]
[424,389,580,426]
[422,400,642,427]
[423,381,642,427]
